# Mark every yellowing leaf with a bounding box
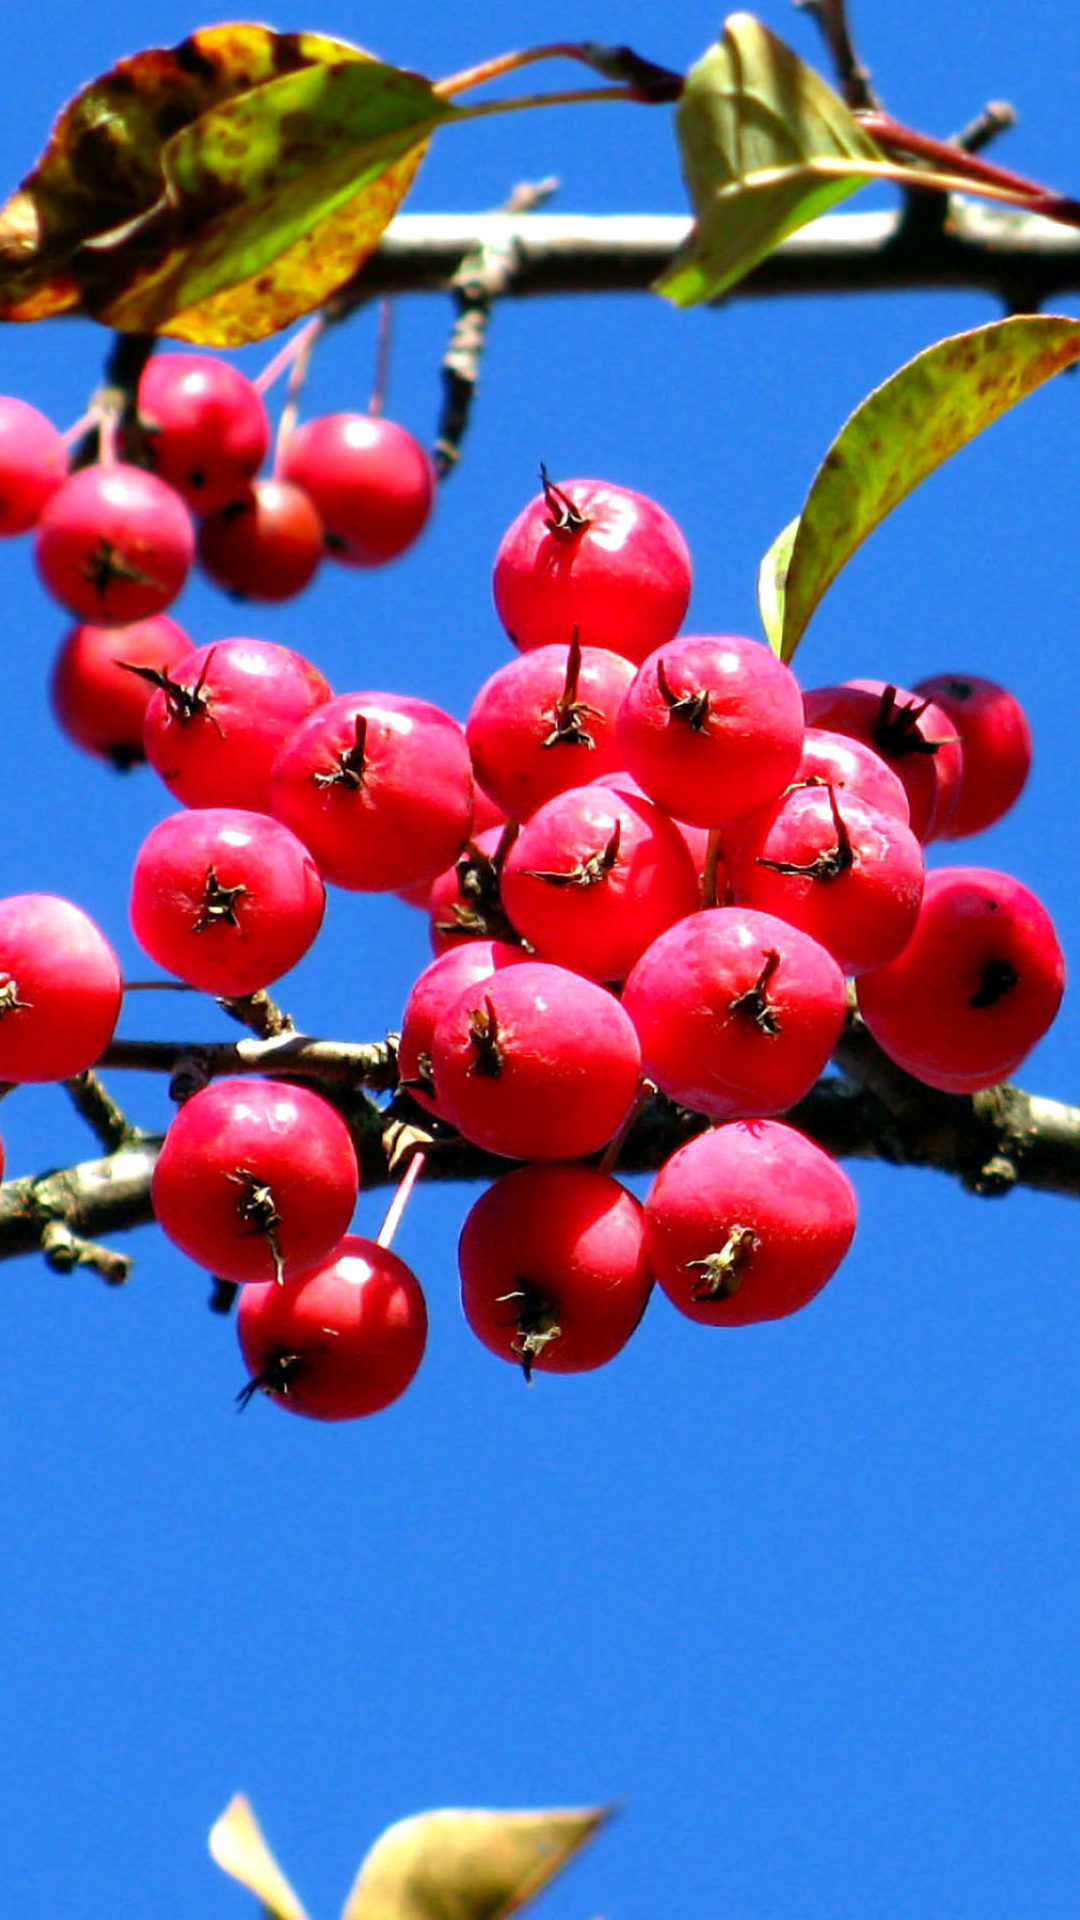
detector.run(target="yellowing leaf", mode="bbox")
[94,56,450,341]
[209,1793,310,1920]
[0,25,449,341]
[340,1804,611,1920]
[147,143,428,346]
[0,26,358,321]
[757,314,1080,661]
[655,12,883,305]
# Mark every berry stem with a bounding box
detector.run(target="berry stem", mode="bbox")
[702,830,724,909]
[270,316,327,475]
[368,299,394,417]
[376,1146,427,1249]
[598,1078,654,1176]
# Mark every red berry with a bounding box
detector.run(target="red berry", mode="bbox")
[136,352,269,513]
[616,633,805,826]
[912,672,1032,839]
[197,479,323,602]
[398,939,526,1114]
[426,826,519,953]
[492,473,691,662]
[645,1121,857,1325]
[278,413,434,566]
[430,960,641,1161]
[269,692,473,892]
[802,681,962,842]
[129,807,325,997]
[459,1164,653,1376]
[466,637,636,820]
[0,396,66,534]
[236,1236,427,1420]
[500,783,701,983]
[591,770,717,892]
[0,894,122,1081]
[50,614,191,768]
[726,782,924,975]
[152,1078,358,1283]
[622,907,847,1118]
[855,866,1065,1091]
[142,637,331,814]
[34,463,194,626]
[797,727,910,825]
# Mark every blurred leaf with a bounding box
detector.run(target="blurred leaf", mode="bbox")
[757,314,1080,661]
[0,25,450,341]
[0,26,352,320]
[340,1804,611,1920]
[209,1793,310,1920]
[655,12,883,306]
[756,515,798,658]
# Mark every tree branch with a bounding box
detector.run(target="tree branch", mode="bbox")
[357,204,1080,308]
[2,1030,1078,1276]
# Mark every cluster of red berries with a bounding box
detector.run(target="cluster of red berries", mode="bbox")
[0,421,1063,1419]
[0,356,435,766]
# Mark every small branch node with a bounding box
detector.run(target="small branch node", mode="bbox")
[40,1218,131,1285]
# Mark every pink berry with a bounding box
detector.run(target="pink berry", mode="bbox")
[0,396,66,534]
[197,479,323,602]
[426,826,519,953]
[50,614,191,768]
[398,939,526,1114]
[855,866,1065,1091]
[34,462,194,626]
[726,782,924,975]
[591,770,717,892]
[492,472,691,662]
[500,783,701,983]
[459,1164,653,1376]
[0,894,122,1081]
[129,807,325,997]
[912,672,1032,838]
[269,692,473,892]
[237,1236,427,1420]
[152,1078,358,1283]
[278,413,434,566]
[797,727,910,824]
[466,636,636,820]
[430,960,642,1161]
[142,637,331,814]
[622,907,847,1118]
[616,633,805,827]
[136,352,269,514]
[644,1121,857,1325]
[802,681,962,842]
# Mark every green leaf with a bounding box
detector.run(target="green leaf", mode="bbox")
[209,1794,310,1920]
[758,314,1080,660]
[0,25,450,343]
[655,12,884,306]
[94,58,452,342]
[340,1804,611,1920]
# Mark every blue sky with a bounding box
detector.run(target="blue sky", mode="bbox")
[2,3,1080,1916]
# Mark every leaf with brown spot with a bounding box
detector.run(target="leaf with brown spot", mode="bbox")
[93,54,452,340]
[340,1804,611,1920]
[0,25,358,322]
[757,313,1080,662]
[0,27,451,341]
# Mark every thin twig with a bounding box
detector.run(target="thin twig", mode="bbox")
[951,101,1017,156]
[434,177,559,478]
[62,1071,137,1154]
[795,0,878,113]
